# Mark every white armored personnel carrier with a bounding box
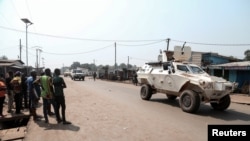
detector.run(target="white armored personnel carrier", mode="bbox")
[137,46,238,113]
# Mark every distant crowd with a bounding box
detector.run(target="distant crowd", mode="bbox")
[0,68,71,124]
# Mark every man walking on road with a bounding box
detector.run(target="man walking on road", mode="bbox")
[93,72,97,81]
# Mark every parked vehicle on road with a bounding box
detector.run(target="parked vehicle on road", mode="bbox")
[64,71,70,77]
[70,69,85,81]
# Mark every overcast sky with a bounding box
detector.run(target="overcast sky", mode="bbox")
[0,0,249,71]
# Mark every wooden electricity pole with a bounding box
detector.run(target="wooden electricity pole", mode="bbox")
[19,39,22,61]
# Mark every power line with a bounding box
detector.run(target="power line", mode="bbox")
[30,32,163,42]
[1,25,250,46]
[0,45,18,51]
[42,44,114,55]
[10,0,21,19]
[171,39,250,46]
[25,0,41,46]
[25,0,33,20]
[117,39,165,46]
[0,25,164,42]
[0,12,12,26]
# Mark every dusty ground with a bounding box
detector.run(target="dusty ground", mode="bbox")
[22,77,250,141]
[24,77,186,141]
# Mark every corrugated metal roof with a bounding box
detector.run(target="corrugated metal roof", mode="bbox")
[0,63,15,66]
[0,62,24,68]
[211,61,250,67]
[0,59,25,69]
[0,59,24,64]
[209,61,250,70]
[11,65,24,69]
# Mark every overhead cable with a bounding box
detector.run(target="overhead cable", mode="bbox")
[10,0,21,19]
[1,25,250,46]
[117,39,165,46]
[42,44,114,55]
[0,25,165,42]
[171,39,250,46]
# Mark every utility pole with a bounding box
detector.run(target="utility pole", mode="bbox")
[36,49,38,72]
[38,49,42,68]
[33,47,42,73]
[127,56,129,69]
[127,56,129,79]
[93,59,96,71]
[21,18,33,75]
[42,57,45,68]
[115,42,117,70]
[166,38,170,51]
[19,39,22,61]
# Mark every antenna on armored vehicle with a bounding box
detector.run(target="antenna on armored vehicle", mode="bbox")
[181,42,186,55]
[166,38,170,51]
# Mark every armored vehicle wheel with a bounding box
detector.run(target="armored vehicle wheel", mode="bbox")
[166,94,177,100]
[210,95,231,111]
[179,90,200,113]
[140,84,152,100]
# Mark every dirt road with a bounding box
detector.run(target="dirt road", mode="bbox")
[23,77,188,141]
[23,77,250,141]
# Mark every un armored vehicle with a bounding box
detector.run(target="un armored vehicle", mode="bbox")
[137,46,237,113]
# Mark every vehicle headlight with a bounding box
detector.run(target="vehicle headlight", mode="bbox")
[199,80,205,86]
[199,80,212,89]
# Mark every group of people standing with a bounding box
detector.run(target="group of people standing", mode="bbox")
[0,68,71,125]
[0,71,27,117]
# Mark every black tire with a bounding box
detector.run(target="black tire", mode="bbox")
[166,94,177,100]
[179,90,200,113]
[210,95,231,111]
[140,84,152,100]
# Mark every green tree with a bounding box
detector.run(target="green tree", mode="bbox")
[102,65,109,71]
[70,61,81,69]
[69,62,137,71]
[80,63,90,70]
[97,65,103,70]
[89,63,97,71]
[119,63,127,69]
[244,50,250,61]
[0,55,8,60]
[127,64,133,68]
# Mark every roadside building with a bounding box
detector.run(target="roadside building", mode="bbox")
[96,68,105,79]
[209,61,250,94]
[0,59,25,76]
[108,68,123,80]
[201,52,241,67]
